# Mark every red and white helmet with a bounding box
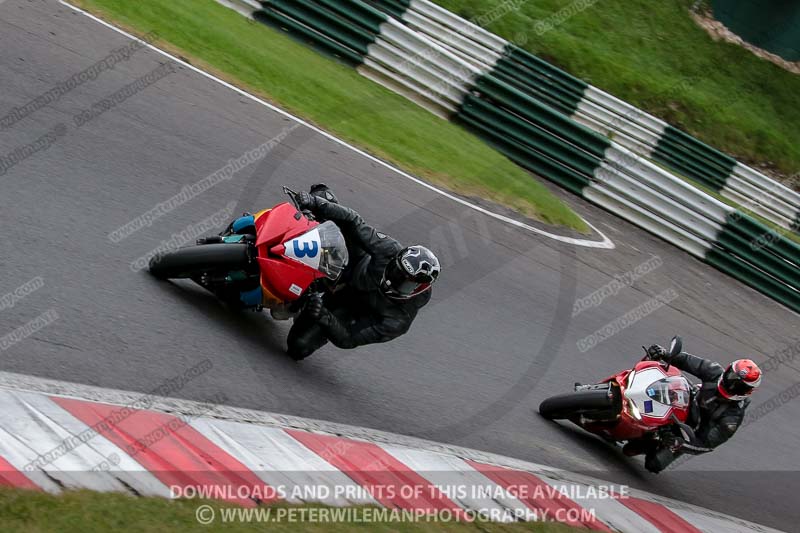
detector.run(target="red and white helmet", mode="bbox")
[718,359,762,400]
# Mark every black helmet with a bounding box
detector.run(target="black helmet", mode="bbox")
[381,246,440,299]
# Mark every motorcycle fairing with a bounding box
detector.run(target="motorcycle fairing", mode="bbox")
[257,256,318,302]
[587,359,690,441]
[625,365,690,422]
[282,227,322,271]
[254,204,316,248]
[252,203,325,302]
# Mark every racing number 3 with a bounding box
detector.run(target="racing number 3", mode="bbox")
[293,240,319,258]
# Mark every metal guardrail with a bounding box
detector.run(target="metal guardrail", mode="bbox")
[253,0,800,312]
[397,0,800,233]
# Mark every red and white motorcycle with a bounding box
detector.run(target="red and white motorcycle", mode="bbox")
[539,337,697,452]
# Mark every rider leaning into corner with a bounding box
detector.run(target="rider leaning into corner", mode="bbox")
[625,345,762,473]
[221,184,441,361]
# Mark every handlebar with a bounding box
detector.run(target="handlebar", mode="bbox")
[640,335,683,371]
[670,413,697,444]
[641,346,652,361]
[282,185,301,210]
[641,346,668,370]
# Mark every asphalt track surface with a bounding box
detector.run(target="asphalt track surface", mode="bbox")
[1,1,798,530]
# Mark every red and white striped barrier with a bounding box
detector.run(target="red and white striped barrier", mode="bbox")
[0,371,779,532]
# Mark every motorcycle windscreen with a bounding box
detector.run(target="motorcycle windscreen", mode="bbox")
[645,376,691,409]
[282,221,348,280]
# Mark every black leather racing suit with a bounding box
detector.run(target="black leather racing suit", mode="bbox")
[287,197,431,359]
[644,352,750,473]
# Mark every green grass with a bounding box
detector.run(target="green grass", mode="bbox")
[71,0,588,233]
[434,0,800,178]
[0,487,578,532]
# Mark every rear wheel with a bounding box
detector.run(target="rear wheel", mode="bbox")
[148,244,249,280]
[538,389,614,420]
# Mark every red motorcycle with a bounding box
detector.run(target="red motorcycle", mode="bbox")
[148,187,348,316]
[539,337,697,452]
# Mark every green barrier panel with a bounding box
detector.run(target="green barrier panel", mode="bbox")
[649,146,726,191]
[461,94,600,178]
[660,131,733,174]
[724,212,800,268]
[652,148,728,192]
[363,0,411,19]
[265,0,376,56]
[660,164,723,192]
[255,9,364,65]
[315,0,388,34]
[665,125,738,171]
[470,75,611,160]
[504,45,588,103]
[490,61,581,118]
[658,136,734,186]
[494,49,586,98]
[705,249,800,313]
[656,145,730,190]
[652,127,732,191]
[715,225,800,290]
[456,110,590,196]
[730,212,800,266]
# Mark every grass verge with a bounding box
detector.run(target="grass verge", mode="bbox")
[71,0,589,233]
[0,487,578,532]
[434,0,800,179]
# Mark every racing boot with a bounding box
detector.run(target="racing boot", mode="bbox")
[622,439,657,457]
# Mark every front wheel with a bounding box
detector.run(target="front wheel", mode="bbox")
[539,389,614,420]
[148,243,249,280]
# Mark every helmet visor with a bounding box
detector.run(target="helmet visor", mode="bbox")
[646,376,691,408]
[383,259,426,297]
[722,366,756,397]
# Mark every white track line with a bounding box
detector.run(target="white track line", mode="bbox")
[59,0,614,249]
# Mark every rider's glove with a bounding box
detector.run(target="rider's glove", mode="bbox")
[647,344,667,360]
[296,192,315,210]
[305,293,325,320]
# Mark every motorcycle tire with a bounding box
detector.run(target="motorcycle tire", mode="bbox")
[538,389,613,420]
[148,244,249,280]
